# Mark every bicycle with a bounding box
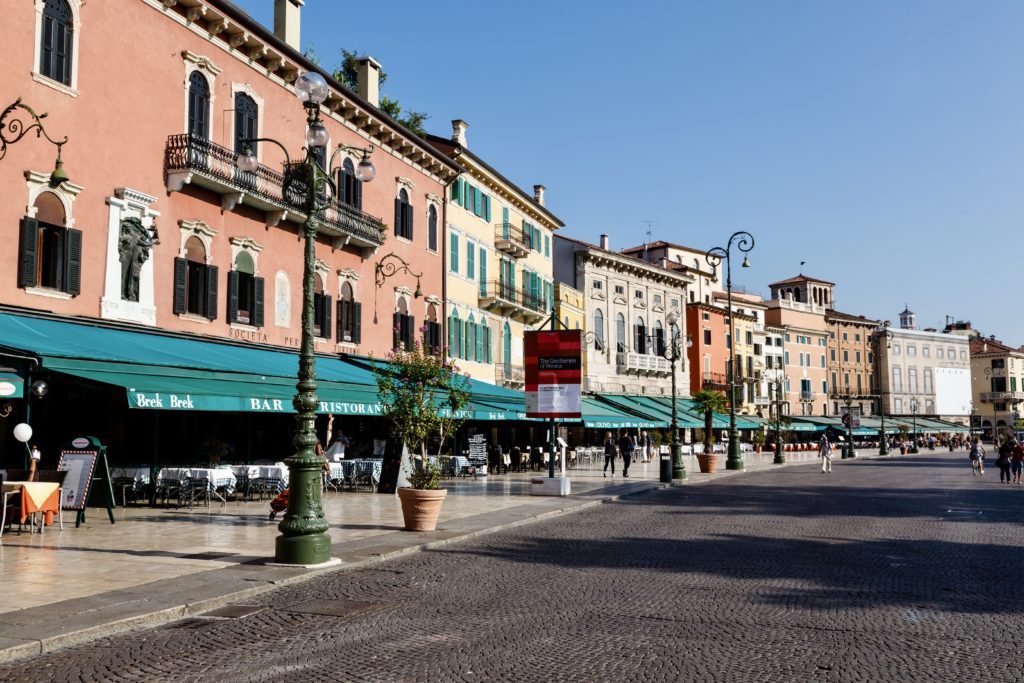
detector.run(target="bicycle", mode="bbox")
[971,454,984,476]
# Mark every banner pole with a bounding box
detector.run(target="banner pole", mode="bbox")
[549,312,557,479]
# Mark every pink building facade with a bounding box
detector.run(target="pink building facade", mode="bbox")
[0,0,458,464]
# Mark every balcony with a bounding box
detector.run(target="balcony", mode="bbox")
[980,391,1024,403]
[753,396,771,406]
[800,391,815,402]
[615,352,671,375]
[164,134,386,249]
[493,223,532,258]
[702,371,728,388]
[478,280,546,324]
[495,363,525,388]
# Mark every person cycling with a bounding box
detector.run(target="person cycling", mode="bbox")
[969,438,985,476]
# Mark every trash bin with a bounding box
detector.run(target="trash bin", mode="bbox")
[660,455,673,483]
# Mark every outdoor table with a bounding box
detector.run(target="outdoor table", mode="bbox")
[335,460,383,488]
[1,481,60,535]
[110,466,150,507]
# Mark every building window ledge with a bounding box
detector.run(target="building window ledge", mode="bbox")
[178,313,212,324]
[229,322,259,333]
[25,286,73,301]
[31,72,79,98]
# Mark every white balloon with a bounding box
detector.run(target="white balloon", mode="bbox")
[13,423,32,443]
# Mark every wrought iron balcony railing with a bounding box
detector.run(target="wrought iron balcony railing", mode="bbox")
[478,280,547,323]
[493,223,532,258]
[496,363,525,386]
[616,352,671,375]
[164,134,385,248]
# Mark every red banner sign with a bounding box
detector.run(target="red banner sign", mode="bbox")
[525,330,582,418]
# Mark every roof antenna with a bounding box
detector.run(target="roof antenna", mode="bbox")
[642,220,655,259]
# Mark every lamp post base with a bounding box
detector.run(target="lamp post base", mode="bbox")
[773,442,785,464]
[669,442,685,481]
[274,532,333,566]
[725,438,744,470]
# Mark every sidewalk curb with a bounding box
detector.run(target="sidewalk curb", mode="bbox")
[0,452,902,663]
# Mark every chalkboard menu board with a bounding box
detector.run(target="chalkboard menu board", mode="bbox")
[57,451,97,511]
[468,434,488,475]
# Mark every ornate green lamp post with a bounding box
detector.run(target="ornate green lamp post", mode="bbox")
[705,231,754,471]
[841,385,857,459]
[909,397,919,454]
[769,372,787,464]
[661,312,691,481]
[237,71,376,565]
[874,323,894,455]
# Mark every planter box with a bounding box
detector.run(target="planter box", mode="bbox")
[530,476,571,497]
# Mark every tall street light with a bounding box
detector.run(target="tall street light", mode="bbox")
[662,311,691,481]
[983,366,999,446]
[237,71,377,566]
[705,231,754,471]
[768,371,787,464]
[840,384,857,459]
[874,322,894,455]
[909,397,919,454]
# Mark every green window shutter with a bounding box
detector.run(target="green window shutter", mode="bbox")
[464,182,472,210]
[478,246,487,296]
[228,270,240,323]
[451,179,460,202]
[476,323,484,361]
[544,234,550,257]
[449,313,456,352]
[502,207,510,239]
[475,189,482,217]
[484,325,492,363]
[17,217,39,288]
[205,265,219,320]
[484,195,491,222]
[450,233,459,274]
[172,257,187,314]
[467,243,475,280]
[63,227,82,296]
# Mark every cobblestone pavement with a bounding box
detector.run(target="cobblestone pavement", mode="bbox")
[6,450,1024,682]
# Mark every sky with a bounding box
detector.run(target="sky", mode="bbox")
[234,0,1023,342]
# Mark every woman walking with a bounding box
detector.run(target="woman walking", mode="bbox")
[619,430,636,477]
[1011,439,1024,484]
[603,431,617,478]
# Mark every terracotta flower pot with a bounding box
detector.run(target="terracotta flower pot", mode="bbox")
[397,487,448,531]
[696,453,720,473]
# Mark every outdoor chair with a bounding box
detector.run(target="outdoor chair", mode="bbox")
[184,477,211,509]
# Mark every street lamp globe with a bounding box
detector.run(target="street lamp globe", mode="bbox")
[305,123,329,148]
[666,310,678,326]
[237,146,259,172]
[295,71,329,105]
[355,151,376,182]
[741,256,751,268]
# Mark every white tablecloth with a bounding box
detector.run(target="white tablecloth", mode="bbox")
[111,466,151,485]
[158,468,237,492]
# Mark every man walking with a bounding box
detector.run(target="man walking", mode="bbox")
[819,432,833,474]
[619,430,636,477]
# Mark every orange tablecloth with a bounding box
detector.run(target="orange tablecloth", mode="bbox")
[2,481,59,526]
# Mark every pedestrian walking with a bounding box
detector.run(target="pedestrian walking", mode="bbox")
[619,430,636,477]
[1011,439,1024,484]
[602,431,617,477]
[819,432,833,473]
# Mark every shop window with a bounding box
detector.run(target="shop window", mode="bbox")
[18,191,81,295]
[313,275,331,339]
[336,281,361,344]
[173,236,217,319]
[228,251,264,326]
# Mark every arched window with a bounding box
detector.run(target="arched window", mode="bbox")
[312,274,331,339]
[503,321,512,366]
[634,316,647,354]
[466,313,477,362]
[173,236,216,318]
[616,313,626,353]
[424,303,440,353]
[187,71,210,139]
[338,281,361,343]
[654,320,665,356]
[40,0,73,86]
[234,92,258,153]
[428,205,438,252]
[18,191,81,295]
[395,188,413,240]
[338,157,362,209]
[229,251,264,327]
[395,296,413,351]
[793,288,801,303]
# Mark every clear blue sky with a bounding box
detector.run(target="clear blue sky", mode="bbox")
[235,0,1023,342]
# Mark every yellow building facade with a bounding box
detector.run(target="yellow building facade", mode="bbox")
[428,122,563,387]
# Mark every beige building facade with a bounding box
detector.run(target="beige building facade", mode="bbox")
[428,123,562,389]
[826,310,880,417]
[765,276,832,416]
[969,335,1024,439]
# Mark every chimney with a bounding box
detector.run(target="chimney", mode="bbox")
[533,184,546,206]
[600,234,609,250]
[356,56,382,108]
[451,119,469,147]
[660,257,668,269]
[274,0,303,51]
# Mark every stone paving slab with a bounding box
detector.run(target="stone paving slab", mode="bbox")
[0,450,878,663]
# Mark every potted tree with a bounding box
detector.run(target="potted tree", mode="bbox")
[691,389,728,473]
[752,429,766,454]
[373,339,471,531]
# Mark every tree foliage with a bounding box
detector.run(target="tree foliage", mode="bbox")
[373,339,471,489]
[691,389,729,453]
